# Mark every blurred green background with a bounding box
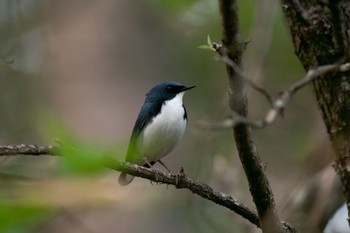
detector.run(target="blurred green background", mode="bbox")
[0,0,337,232]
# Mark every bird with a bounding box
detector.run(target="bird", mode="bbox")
[118,81,195,186]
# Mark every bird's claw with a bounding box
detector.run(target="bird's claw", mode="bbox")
[173,167,185,188]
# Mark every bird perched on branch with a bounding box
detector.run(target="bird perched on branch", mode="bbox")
[118,81,195,186]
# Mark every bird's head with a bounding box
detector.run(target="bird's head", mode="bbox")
[146,81,195,103]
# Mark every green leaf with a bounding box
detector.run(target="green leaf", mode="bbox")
[198,35,215,51]
[40,115,106,175]
[0,204,54,233]
[207,35,213,48]
[197,45,212,50]
[58,145,105,176]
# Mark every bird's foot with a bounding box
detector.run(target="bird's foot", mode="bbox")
[173,167,185,188]
[158,160,171,173]
[148,165,163,185]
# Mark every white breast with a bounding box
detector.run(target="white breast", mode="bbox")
[141,93,187,163]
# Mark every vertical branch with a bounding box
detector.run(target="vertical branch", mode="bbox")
[218,1,284,232]
[219,0,245,114]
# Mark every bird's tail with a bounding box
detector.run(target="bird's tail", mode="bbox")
[118,172,135,186]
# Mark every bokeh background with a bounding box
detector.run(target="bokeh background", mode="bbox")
[0,0,343,232]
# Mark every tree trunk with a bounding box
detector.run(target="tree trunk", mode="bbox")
[280,0,350,223]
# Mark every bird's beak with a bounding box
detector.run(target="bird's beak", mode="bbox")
[181,85,196,92]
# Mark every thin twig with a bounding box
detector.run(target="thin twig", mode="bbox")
[0,144,56,155]
[200,62,350,130]
[213,43,274,106]
[0,144,260,228]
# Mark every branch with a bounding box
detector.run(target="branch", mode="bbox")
[213,43,273,106]
[200,62,350,130]
[218,1,289,232]
[0,144,260,228]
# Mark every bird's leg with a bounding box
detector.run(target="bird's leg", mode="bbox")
[158,160,171,173]
[143,157,155,169]
[143,157,161,185]
[158,160,181,187]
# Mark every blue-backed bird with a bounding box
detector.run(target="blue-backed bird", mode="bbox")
[118,81,195,186]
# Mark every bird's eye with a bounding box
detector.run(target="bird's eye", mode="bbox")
[166,86,178,94]
[167,86,175,92]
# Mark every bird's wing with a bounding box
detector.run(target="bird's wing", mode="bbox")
[125,101,162,164]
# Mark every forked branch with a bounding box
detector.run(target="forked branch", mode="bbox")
[201,45,350,130]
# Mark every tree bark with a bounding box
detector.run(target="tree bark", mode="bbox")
[280,0,350,223]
